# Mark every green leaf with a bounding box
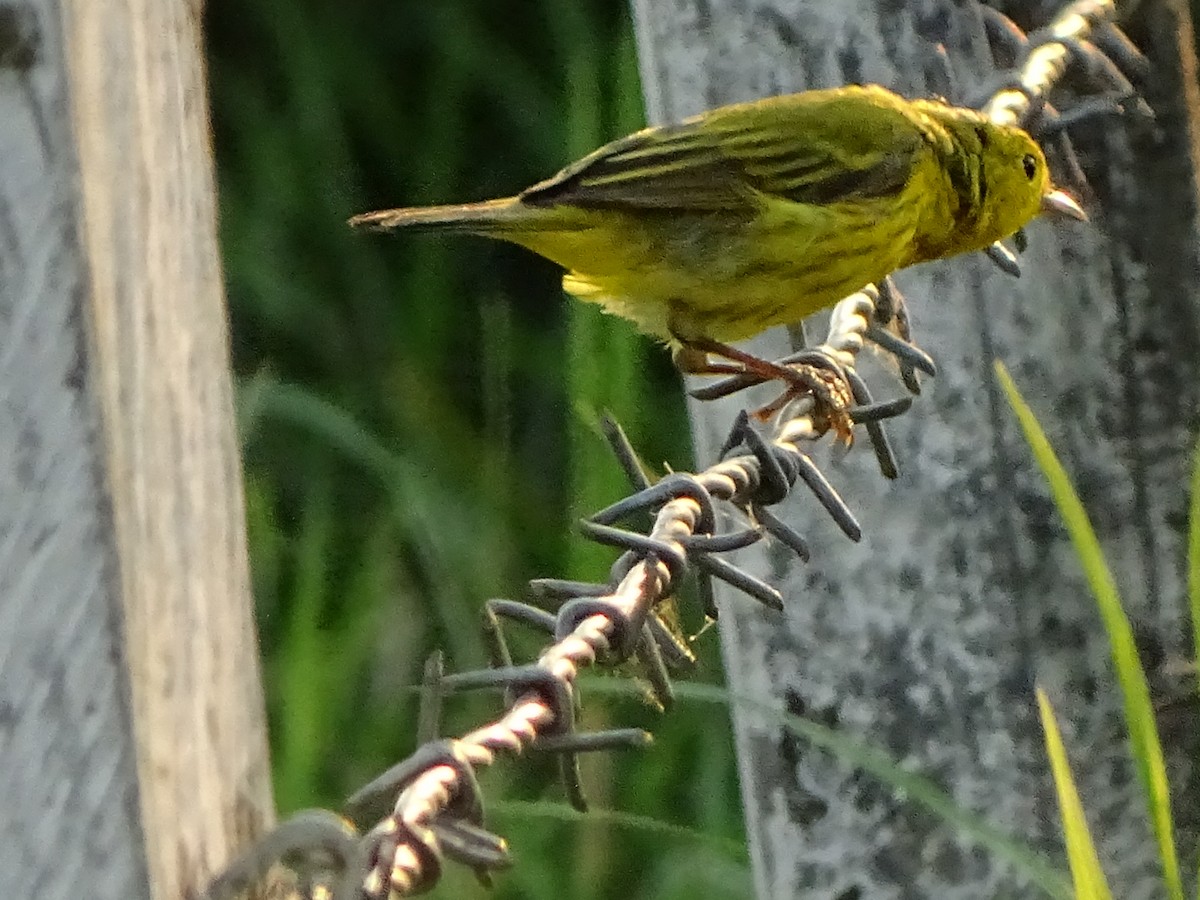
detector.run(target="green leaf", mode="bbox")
[1036,689,1113,900]
[996,361,1183,900]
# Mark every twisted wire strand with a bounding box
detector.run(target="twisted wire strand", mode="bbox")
[201,2,1144,897]
[372,311,863,897]
[987,0,1116,126]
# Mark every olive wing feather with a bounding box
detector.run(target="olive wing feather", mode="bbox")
[519,87,929,211]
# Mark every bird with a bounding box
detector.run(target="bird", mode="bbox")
[350,84,1083,388]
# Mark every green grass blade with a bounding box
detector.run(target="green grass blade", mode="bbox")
[1190,432,1200,900]
[492,799,749,860]
[1189,431,1200,690]
[272,484,334,810]
[996,361,1183,900]
[559,12,650,581]
[584,678,1073,898]
[1036,689,1114,900]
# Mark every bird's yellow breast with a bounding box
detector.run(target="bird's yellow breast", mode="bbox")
[505,151,950,344]
[353,84,1061,354]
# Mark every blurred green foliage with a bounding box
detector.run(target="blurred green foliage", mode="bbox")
[205,1,747,897]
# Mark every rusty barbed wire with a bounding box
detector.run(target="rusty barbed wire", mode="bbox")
[202,1,1146,897]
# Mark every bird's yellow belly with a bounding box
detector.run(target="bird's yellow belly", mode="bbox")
[509,201,915,343]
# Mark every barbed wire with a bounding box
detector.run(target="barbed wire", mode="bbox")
[202,1,1145,897]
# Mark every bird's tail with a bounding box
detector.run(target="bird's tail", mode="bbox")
[348,197,529,234]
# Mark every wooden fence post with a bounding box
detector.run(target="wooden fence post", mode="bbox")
[632,1,1200,897]
[0,1,277,897]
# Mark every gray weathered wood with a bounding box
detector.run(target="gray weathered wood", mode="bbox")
[0,8,149,897]
[0,1,278,897]
[632,2,1200,898]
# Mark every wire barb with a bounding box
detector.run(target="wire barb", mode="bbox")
[201,2,1143,896]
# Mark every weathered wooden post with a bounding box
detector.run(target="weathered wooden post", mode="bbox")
[0,1,277,897]
[632,1,1200,897]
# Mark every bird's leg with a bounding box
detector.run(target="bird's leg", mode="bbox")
[671,342,745,377]
[672,334,804,382]
[673,334,854,441]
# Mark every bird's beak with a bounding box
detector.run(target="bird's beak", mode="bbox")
[1040,189,1087,222]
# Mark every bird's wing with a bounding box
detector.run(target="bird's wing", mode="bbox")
[520,86,929,211]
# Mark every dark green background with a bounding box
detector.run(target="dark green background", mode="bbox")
[205,1,748,897]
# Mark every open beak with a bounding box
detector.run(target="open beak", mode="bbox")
[1040,189,1087,222]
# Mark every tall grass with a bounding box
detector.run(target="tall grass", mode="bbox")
[204,3,1200,896]
[207,1,736,897]
[998,363,1192,900]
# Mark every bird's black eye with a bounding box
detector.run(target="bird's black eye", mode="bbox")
[1022,154,1038,180]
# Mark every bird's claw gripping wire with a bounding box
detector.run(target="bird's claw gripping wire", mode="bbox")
[689,284,920,482]
[679,334,859,440]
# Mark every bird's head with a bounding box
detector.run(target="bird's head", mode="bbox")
[972,121,1086,248]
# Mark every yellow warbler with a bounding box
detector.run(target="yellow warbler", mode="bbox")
[351,84,1082,371]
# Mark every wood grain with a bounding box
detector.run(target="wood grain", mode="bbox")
[60,0,277,894]
[633,2,1200,897]
[1,0,276,897]
[0,1,150,895]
